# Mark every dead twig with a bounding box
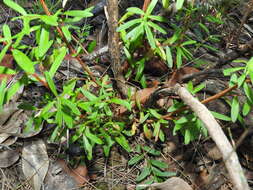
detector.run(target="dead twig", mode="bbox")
[173,83,249,190]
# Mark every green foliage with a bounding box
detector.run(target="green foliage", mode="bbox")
[129,145,176,185]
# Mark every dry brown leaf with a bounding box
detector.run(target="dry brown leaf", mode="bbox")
[22,139,49,190]
[0,54,14,69]
[168,67,200,86]
[0,149,20,168]
[57,159,89,185]
[0,110,22,144]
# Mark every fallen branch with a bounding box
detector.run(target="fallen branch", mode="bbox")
[173,83,249,190]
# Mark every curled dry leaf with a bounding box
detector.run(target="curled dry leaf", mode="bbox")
[0,110,22,145]
[0,149,20,168]
[0,102,19,126]
[22,139,49,190]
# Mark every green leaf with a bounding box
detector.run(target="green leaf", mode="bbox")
[144,24,156,49]
[142,146,161,156]
[136,167,151,182]
[3,0,27,15]
[192,83,205,94]
[243,82,253,103]
[61,98,81,115]
[85,127,103,144]
[117,18,142,32]
[0,66,16,74]
[83,135,93,160]
[126,23,144,41]
[151,167,176,177]
[64,7,94,17]
[110,98,131,111]
[165,46,173,68]
[147,22,166,34]
[148,15,167,22]
[49,47,67,78]
[135,58,145,80]
[80,89,97,101]
[211,111,231,121]
[242,100,252,116]
[44,71,58,96]
[198,23,209,34]
[176,47,182,68]
[39,27,53,58]
[62,25,72,41]
[162,0,170,9]
[149,109,161,119]
[231,96,239,123]
[181,40,196,46]
[0,78,7,110]
[176,0,185,10]
[128,154,144,165]
[184,129,191,144]
[127,7,144,15]
[237,73,246,87]
[115,135,131,152]
[3,24,12,42]
[150,159,168,169]
[247,57,253,85]
[12,49,35,74]
[40,15,58,26]
[223,67,244,76]
[146,0,158,15]
[62,110,73,128]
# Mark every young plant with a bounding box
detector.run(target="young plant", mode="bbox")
[128,145,176,186]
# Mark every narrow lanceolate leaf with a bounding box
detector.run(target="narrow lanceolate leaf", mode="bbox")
[231,96,239,122]
[150,159,168,169]
[144,24,156,49]
[136,167,151,182]
[3,0,27,15]
[165,46,173,68]
[44,71,58,97]
[49,47,67,78]
[85,128,103,144]
[176,0,185,10]
[146,0,159,15]
[247,56,253,85]
[12,49,35,74]
[64,7,93,17]
[61,98,81,115]
[127,7,144,15]
[40,15,58,26]
[128,154,144,166]
[115,135,131,152]
[110,98,131,111]
[0,78,7,111]
[117,18,142,32]
[176,47,182,68]
[39,27,53,58]
[3,24,12,42]
[147,21,167,34]
[211,111,231,121]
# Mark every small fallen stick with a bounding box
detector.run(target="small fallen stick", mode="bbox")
[173,83,249,190]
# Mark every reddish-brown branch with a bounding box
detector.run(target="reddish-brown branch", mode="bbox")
[163,83,238,120]
[142,0,151,12]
